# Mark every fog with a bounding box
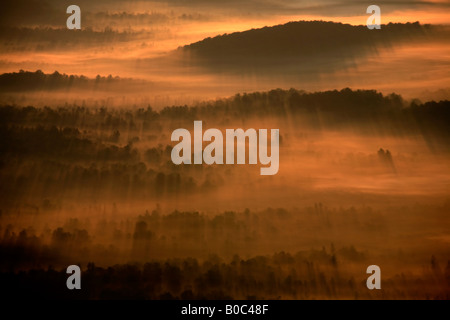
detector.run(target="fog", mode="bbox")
[1,1,449,300]
[1,89,449,298]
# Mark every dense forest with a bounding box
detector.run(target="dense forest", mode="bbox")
[1,77,449,126]
[0,86,449,205]
[2,249,449,300]
[1,204,449,299]
[1,85,449,299]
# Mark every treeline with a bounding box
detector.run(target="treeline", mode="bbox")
[1,86,449,129]
[0,151,201,202]
[0,26,145,52]
[0,125,138,160]
[0,205,386,270]
[1,250,448,300]
[3,203,447,269]
[1,88,449,160]
[0,70,137,92]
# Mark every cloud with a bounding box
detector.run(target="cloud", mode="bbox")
[148,0,450,17]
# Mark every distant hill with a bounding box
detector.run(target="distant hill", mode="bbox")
[0,70,141,92]
[176,21,432,73]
